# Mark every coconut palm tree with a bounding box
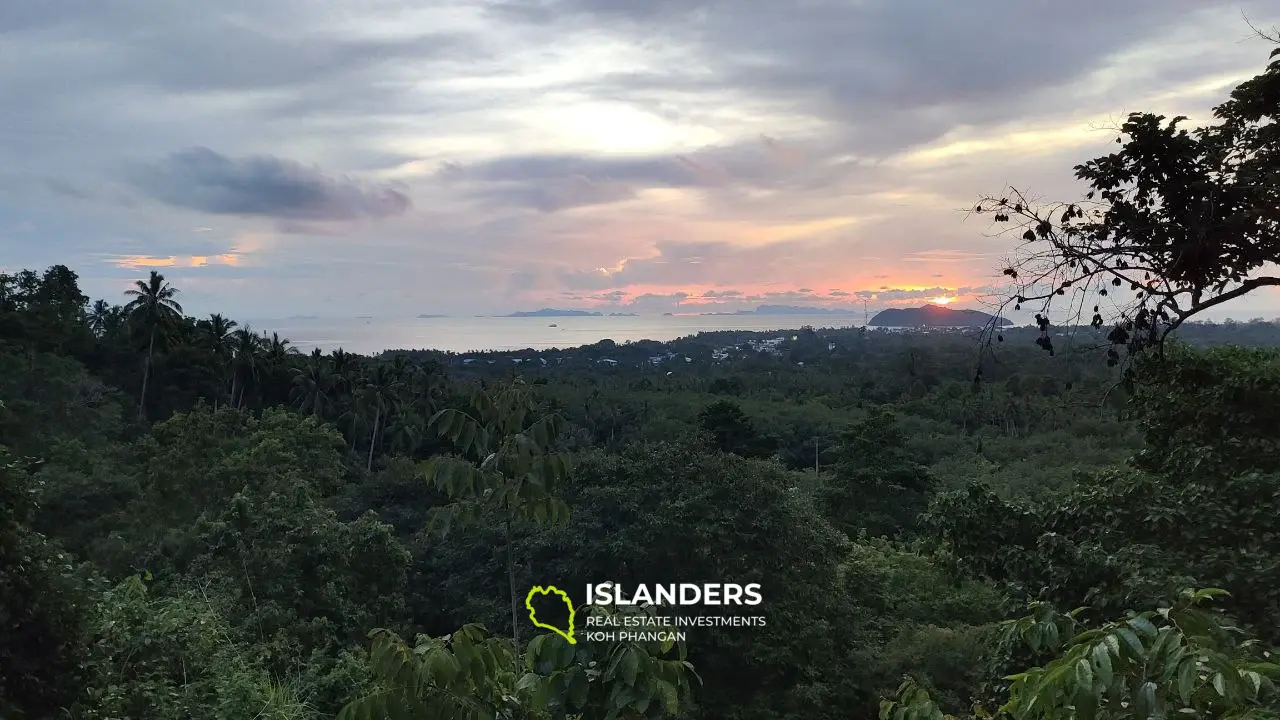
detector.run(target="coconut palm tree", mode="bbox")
[0,274,16,312]
[123,271,183,418]
[203,314,237,354]
[262,332,298,365]
[258,331,300,405]
[329,348,356,395]
[357,363,401,472]
[290,348,333,418]
[87,300,111,337]
[200,313,238,409]
[229,327,262,409]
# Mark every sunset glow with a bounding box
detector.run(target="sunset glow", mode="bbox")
[3,1,1276,320]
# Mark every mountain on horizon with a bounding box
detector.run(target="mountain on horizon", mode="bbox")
[869,305,1010,328]
[503,308,605,317]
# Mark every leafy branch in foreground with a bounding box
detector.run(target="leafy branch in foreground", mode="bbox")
[881,588,1280,720]
[338,603,698,720]
[423,380,572,648]
[972,41,1280,368]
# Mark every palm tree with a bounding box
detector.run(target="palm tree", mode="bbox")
[328,349,360,447]
[258,331,300,406]
[229,327,262,408]
[329,348,355,396]
[357,363,400,472]
[87,300,112,336]
[0,274,16,312]
[202,313,238,409]
[290,348,333,418]
[123,270,182,418]
[204,313,238,354]
[262,332,298,365]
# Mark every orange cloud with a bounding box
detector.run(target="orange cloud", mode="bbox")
[109,253,240,270]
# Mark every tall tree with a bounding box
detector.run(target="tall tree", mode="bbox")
[358,363,400,472]
[86,300,112,337]
[423,381,571,649]
[200,313,237,409]
[973,41,1280,366]
[122,270,182,418]
[697,398,766,456]
[290,348,333,419]
[228,327,261,409]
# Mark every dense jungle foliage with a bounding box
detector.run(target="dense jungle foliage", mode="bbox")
[4,38,1280,720]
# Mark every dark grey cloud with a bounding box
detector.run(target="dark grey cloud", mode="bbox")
[439,138,881,212]
[587,290,629,302]
[0,0,499,188]
[558,238,855,291]
[439,155,693,185]
[496,0,1277,157]
[442,154,713,211]
[133,147,412,221]
[471,177,639,213]
[0,2,483,94]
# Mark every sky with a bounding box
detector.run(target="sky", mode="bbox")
[2,0,1279,320]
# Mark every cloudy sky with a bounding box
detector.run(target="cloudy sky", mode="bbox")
[2,0,1278,319]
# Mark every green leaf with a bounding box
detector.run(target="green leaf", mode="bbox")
[1044,621,1061,650]
[1207,653,1245,699]
[1176,658,1197,704]
[1134,681,1156,720]
[1243,670,1263,698]
[1128,616,1159,639]
[1091,643,1113,688]
[517,672,542,692]
[1075,657,1094,690]
[620,647,640,686]
[1026,624,1043,653]
[551,635,576,670]
[1115,627,1145,658]
[632,681,654,714]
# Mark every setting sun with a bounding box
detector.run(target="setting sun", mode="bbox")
[930,296,954,305]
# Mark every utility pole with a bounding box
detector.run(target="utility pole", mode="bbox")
[814,437,820,472]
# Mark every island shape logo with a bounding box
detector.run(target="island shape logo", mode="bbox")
[525,585,576,644]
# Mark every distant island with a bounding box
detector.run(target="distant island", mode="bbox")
[504,308,604,317]
[416,313,448,318]
[700,304,859,316]
[869,305,1011,328]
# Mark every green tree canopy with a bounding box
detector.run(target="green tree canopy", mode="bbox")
[974,42,1280,362]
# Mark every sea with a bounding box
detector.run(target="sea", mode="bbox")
[241,314,871,356]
